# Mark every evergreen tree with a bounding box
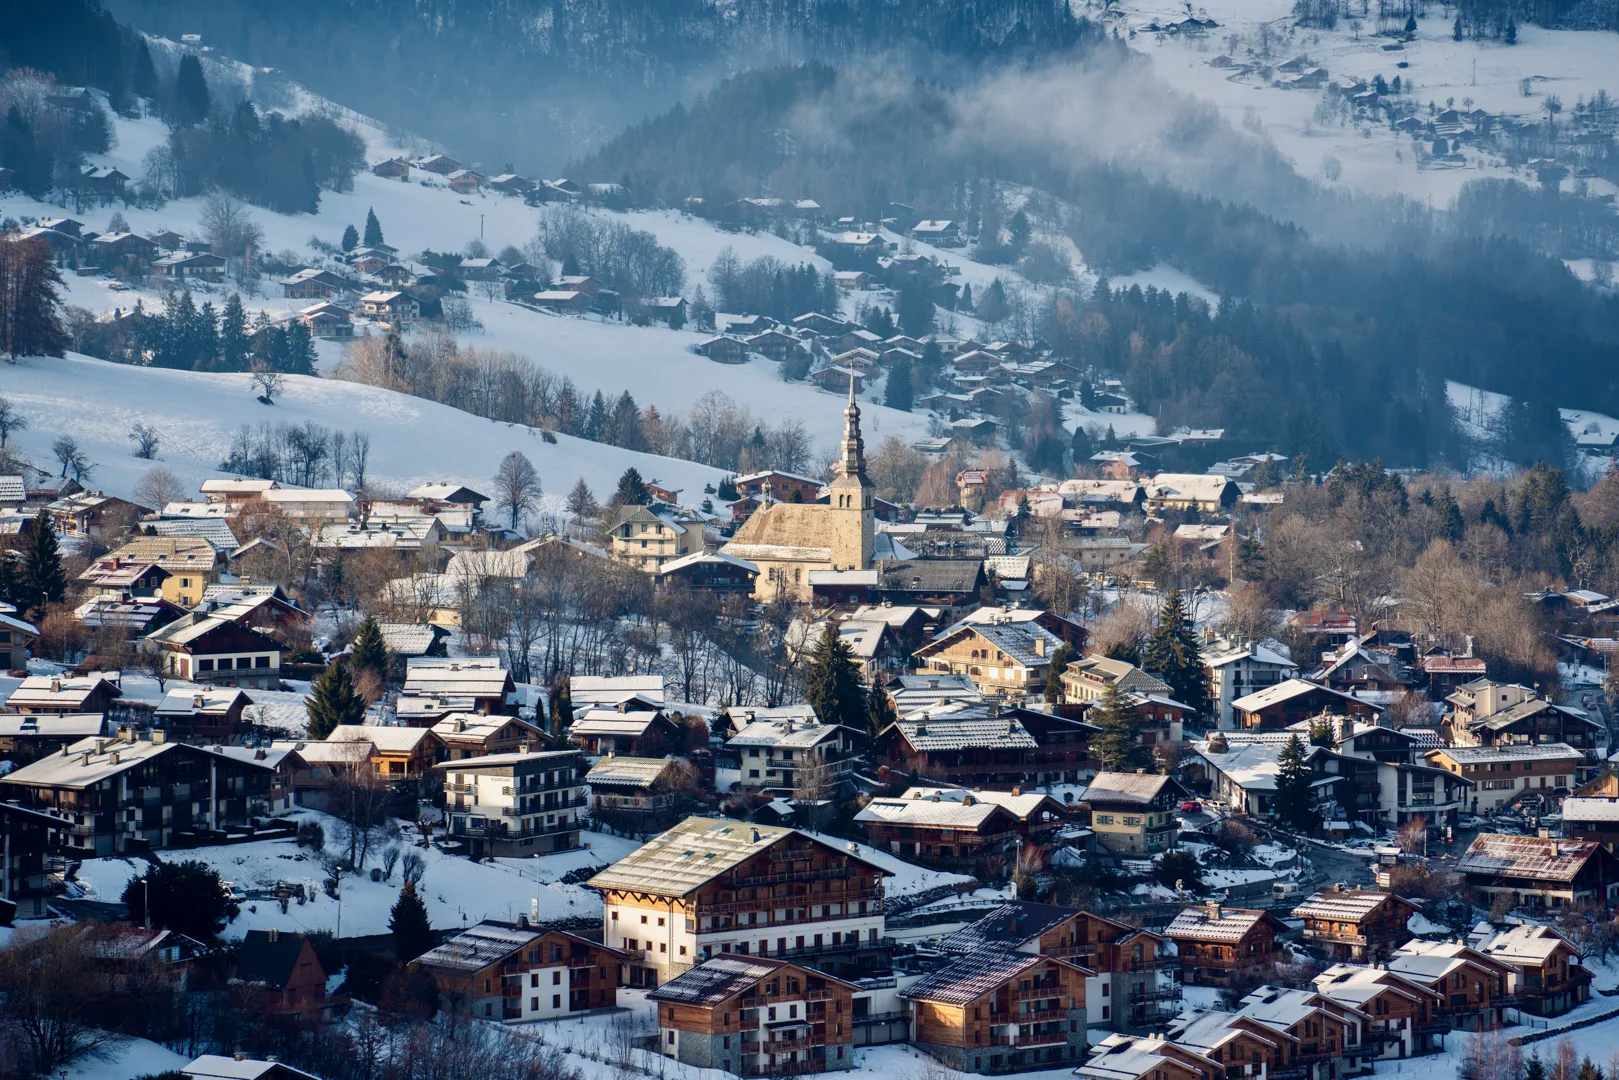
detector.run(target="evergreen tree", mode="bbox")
[341,224,359,252]
[173,54,211,125]
[1089,679,1149,772]
[548,677,573,738]
[19,509,63,618]
[1436,486,1465,542]
[565,477,600,521]
[388,880,433,962]
[1403,12,1417,32]
[1043,643,1075,705]
[1142,588,1211,715]
[2,106,51,199]
[282,317,317,376]
[1237,535,1266,582]
[717,475,738,501]
[307,661,366,739]
[218,293,250,372]
[0,552,16,609]
[131,40,158,102]
[866,685,897,738]
[584,390,608,442]
[1308,715,1336,748]
[1452,16,1463,39]
[1525,1055,1546,1080]
[363,207,384,248]
[614,467,650,507]
[805,623,866,729]
[349,616,388,681]
[1011,495,1033,539]
[1273,734,1319,832]
[1008,209,1032,251]
[884,357,913,411]
[0,229,70,355]
[1505,17,1517,42]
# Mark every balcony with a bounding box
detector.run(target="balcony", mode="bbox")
[1013,985,1069,1003]
[1302,929,1369,946]
[1012,1028,1070,1048]
[1128,985,1180,1004]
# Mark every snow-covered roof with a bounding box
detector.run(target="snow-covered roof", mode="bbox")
[854,796,1009,829]
[1164,1009,1280,1054]
[1204,640,1293,669]
[327,724,436,754]
[1166,906,1283,943]
[1454,834,1602,883]
[402,657,512,697]
[1476,923,1578,965]
[570,709,667,738]
[900,949,1069,1005]
[884,709,1038,752]
[570,675,665,708]
[1562,797,1619,823]
[155,687,250,717]
[1231,678,1367,713]
[414,921,538,973]
[3,734,174,789]
[1077,1036,1207,1080]
[648,955,839,1006]
[728,716,845,750]
[1428,743,1583,766]
[0,714,104,738]
[585,755,677,788]
[4,673,119,710]
[184,1055,324,1080]
[1291,889,1410,923]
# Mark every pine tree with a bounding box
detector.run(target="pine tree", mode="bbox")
[1008,209,1032,251]
[806,623,865,729]
[1273,734,1319,832]
[0,552,16,609]
[866,686,897,738]
[307,661,366,739]
[341,224,359,252]
[0,231,70,356]
[1237,535,1266,582]
[884,357,913,411]
[218,293,250,372]
[19,509,63,618]
[1044,643,1075,705]
[548,677,573,739]
[1452,16,1463,39]
[173,54,211,125]
[1525,1055,1547,1080]
[131,40,158,102]
[388,880,433,962]
[1308,715,1336,748]
[1436,486,1465,542]
[565,477,600,522]
[363,207,385,248]
[1011,495,1033,539]
[1505,17,1517,42]
[282,318,317,376]
[349,616,388,681]
[1089,679,1149,772]
[1142,588,1211,715]
[614,467,650,507]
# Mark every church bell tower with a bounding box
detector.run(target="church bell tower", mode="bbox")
[827,381,875,570]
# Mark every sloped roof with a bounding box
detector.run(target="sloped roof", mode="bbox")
[854,796,1010,829]
[413,921,536,971]
[1476,923,1578,965]
[235,929,314,987]
[882,710,1038,752]
[328,724,436,754]
[1082,771,1182,807]
[1455,834,1601,883]
[1164,1009,1282,1054]
[586,817,888,897]
[402,657,512,697]
[1232,678,1368,713]
[570,709,667,738]
[4,674,120,710]
[1290,889,1411,923]
[721,501,836,562]
[900,950,1074,1005]
[1428,743,1583,766]
[1165,906,1286,943]
[586,755,677,787]
[938,902,1134,955]
[648,955,804,1005]
[570,675,666,708]
[1561,797,1619,823]
[728,716,845,750]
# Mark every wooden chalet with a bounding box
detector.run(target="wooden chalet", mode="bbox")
[874,707,1039,788]
[414,921,623,1021]
[234,929,346,1024]
[1454,833,1619,909]
[854,787,1067,875]
[1311,965,1448,1059]
[1384,940,1515,1030]
[1231,679,1380,731]
[1472,922,1590,1017]
[431,713,549,760]
[1163,905,1288,986]
[901,950,1091,1073]
[1291,887,1419,963]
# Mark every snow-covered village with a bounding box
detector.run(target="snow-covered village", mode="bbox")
[3,1,1619,1079]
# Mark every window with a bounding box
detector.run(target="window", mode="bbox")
[531,997,539,1010]
[641,915,648,924]
[553,995,562,1008]
[255,655,270,668]
[199,659,215,671]
[553,971,562,985]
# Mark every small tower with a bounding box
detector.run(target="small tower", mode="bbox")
[827,380,875,570]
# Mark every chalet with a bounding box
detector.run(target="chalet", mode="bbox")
[446,169,483,193]
[697,335,748,363]
[438,748,585,857]
[1234,985,1370,1077]
[586,755,690,830]
[234,929,345,1023]
[297,301,353,339]
[82,537,219,606]
[152,252,226,280]
[1204,640,1296,730]
[153,686,252,743]
[487,173,536,196]
[1060,655,1171,704]
[1424,743,1582,812]
[415,153,463,175]
[812,366,864,395]
[281,268,345,299]
[1142,474,1238,513]
[0,731,281,855]
[902,950,1091,1072]
[1385,940,1514,1029]
[431,713,548,760]
[875,559,987,609]
[728,711,861,796]
[587,818,893,986]
[86,230,154,266]
[856,787,1066,874]
[371,158,410,179]
[326,725,443,780]
[609,504,701,572]
[1232,679,1379,731]
[1454,833,1619,909]
[569,706,684,757]
[0,713,105,759]
[1291,888,1418,963]
[195,583,310,643]
[184,1057,324,1080]
[1561,796,1619,847]
[146,615,283,688]
[913,620,1065,703]
[397,657,516,723]
[1075,1036,1219,1080]
[1158,1010,1298,1078]
[658,551,760,596]
[1080,772,1187,854]
[459,257,504,280]
[875,706,1039,787]
[200,478,279,504]
[735,470,824,506]
[1472,922,1589,1017]
[1311,965,1448,1059]
[1444,680,1602,764]
[1164,905,1288,986]
[649,956,859,1075]
[4,674,122,716]
[47,490,149,539]
[571,675,666,712]
[359,289,419,324]
[0,603,38,670]
[414,921,623,1021]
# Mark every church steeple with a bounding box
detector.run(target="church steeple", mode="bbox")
[828,380,874,571]
[839,378,867,481]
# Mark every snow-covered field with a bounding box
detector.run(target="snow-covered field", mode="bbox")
[1092,0,1619,207]
[0,352,730,511]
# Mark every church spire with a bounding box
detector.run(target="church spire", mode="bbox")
[839,377,866,479]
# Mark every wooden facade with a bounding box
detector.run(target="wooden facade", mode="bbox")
[1164,906,1287,987]
[904,954,1091,1074]
[1292,889,1419,963]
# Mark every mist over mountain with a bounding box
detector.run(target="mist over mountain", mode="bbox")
[102,0,1089,172]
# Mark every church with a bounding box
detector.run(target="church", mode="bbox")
[721,385,902,602]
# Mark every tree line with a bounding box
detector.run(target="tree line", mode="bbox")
[68,290,318,374]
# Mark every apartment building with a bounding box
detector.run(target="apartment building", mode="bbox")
[413,921,623,1021]
[435,748,585,857]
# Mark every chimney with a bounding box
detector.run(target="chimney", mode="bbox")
[267,928,279,942]
[1208,903,1222,921]
[235,1052,249,1062]
[1034,637,1046,657]
[109,752,120,765]
[152,730,166,744]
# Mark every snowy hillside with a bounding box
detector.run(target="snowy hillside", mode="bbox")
[1,353,728,508]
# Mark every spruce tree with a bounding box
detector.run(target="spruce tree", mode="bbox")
[1525,1055,1547,1080]
[548,677,573,738]
[282,318,317,376]
[341,224,359,252]
[350,616,388,681]
[884,357,913,411]
[1436,486,1465,542]
[1273,734,1319,832]
[565,477,599,522]
[0,552,16,609]
[613,468,650,507]
[218,293,250,372]
[1142,588,1211,716]
[1308,715,1336,749]
[20,510,63,618]
[1089,679,1149,772]
[1505,17,1517,42]
[363,207,384,248]
[866,685,897,738]
[307,661,366,739]
[173,54,211,125]
[806,623,866,729]
[388,880,433,962]
[1043,643,1075,705]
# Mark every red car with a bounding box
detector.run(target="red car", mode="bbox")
[1180,800,1202,813]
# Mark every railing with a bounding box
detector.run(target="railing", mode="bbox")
[854,1011,907,1025]
[1128,985,1180,1003]
[1013,985,1068,1003]
[1302,929,1370,945]
[568,955,598,968]
[696,891,883,917]
[1012,1028,1069,1047]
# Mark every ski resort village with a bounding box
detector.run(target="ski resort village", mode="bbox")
[6,4,1619,1080]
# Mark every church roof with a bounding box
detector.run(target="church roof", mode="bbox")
[722,503,837,562]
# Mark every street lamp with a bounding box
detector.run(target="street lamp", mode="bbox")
[138,876,149,929]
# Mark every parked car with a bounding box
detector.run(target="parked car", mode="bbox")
[1180,799,1202,812]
